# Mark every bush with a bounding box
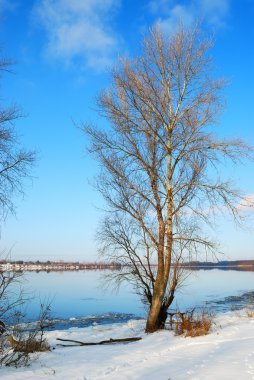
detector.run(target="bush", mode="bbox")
[244,304,254,318]
[174,309,213,337]
[245,309,254,318]
[6,333,50,353]
[0,302,52,367]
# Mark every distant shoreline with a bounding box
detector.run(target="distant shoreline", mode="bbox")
[0,261,121,272]
[1,259,254,272]
[180,260,254,268]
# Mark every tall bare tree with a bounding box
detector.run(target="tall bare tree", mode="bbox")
[84,24,253,333]
[0,56,35,219]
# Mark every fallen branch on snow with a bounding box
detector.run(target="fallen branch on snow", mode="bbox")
[56,337,142,346]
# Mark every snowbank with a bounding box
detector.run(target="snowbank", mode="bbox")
[1,312,254,380]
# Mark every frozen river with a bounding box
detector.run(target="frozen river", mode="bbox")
[9,268,254,329]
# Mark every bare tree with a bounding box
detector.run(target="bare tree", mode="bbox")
[83,24,253,333]
[0,267,25,322]
[0,56,35,219]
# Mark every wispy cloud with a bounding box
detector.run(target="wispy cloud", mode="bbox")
[148,0,172,15]
[237,194,254,214]
[148,0,230,33]
[33,0,121,71]
[155,4,194,34]
[198,0,230,27]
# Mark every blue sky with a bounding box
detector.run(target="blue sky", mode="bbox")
[0,0,253,262]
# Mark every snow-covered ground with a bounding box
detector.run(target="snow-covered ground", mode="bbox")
[1,311,254,380]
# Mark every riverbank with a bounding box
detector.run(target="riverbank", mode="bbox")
[1,311,254,379]
[0,261,120,272]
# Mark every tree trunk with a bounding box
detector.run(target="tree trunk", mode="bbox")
[145,297,168,333]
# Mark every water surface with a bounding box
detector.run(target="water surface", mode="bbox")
[11,269,254,328]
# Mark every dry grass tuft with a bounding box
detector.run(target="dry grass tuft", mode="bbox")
[1,302,52,367]
[244,307,254,318]
[231,304,254,319]
[174,309,213,337]
[7,334,50,353]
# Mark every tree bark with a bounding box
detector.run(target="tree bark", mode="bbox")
[145,298,168,332]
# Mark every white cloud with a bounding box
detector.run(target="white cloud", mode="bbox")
[33,0,121,71]
[199,0,229,27]
[237,194,254,214]
[148,0,230,32]
[156,4,194,34]
[148,0,172,14]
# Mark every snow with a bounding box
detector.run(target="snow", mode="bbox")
[1,312,254,380]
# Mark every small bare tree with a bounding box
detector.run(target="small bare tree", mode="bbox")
[0,49,36,356]
[0,266,25,322]
[84,23,253,333]
[0,56,35,219]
